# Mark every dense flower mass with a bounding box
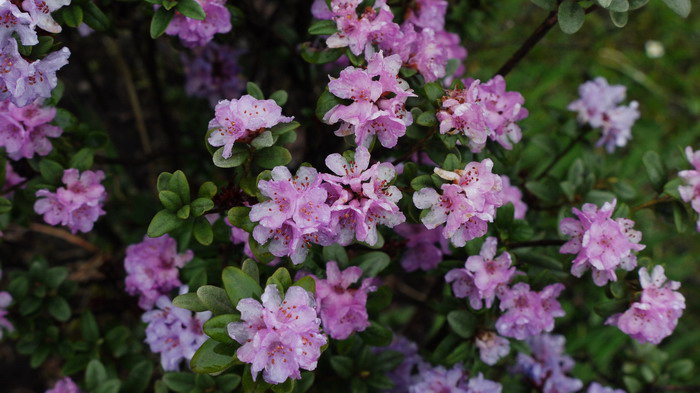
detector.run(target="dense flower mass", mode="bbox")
[445,237,516,309]
[323,51,415,148]
[0,270,13,340]
[45,377,82,393]
[496,283,565,340]
[227,284,327,384]
[559,199,645,286]
[0,99,63,159]
[142,293,211,371]
[165,0,231,47]
[606,266,685,344]
[413,159,504,246]
[409,363,502,393]
[568,77,640,153]
[394,223,451,272]
[34,169,107,234]
[0,0,38,45]
[310,261,375,339]
[512,334,583,393]
[182,43,245,106]
[679,146,700,232]
[475,331,510,366]
[124,235,194,310]
[208,95,294,158]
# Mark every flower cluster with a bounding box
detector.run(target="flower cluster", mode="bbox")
[587,383,626,393]
[165,0,231,47]
[46,377,82,393]
[308,261,376,340]
[394,223,451,272]
[496,283,565,340]
[512,334,583,393]
[34,169,107,234]
[606,266,685,344]
[679,146,700,232]
[207,94,294,159]
[413,159,504,247]
[568,77,640,153]
[437,76,528,153]
[475,331,510,366]
[382,336,422,392]
[500,175,528,219]
[0,270,13,340]
[323,52,415,148]
[0,99,63,160]
[445,237,516,310]
[124,235,194,310]
[227,284,327,384]
[142,293,211,371]
[559,199,645,286]
[410,363,501,393]
[182,43,245,106]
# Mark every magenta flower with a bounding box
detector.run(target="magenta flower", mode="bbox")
[227,284,327,384]
[559,199,645,286]
[409,363,469,393]
[496,283,565,340]
[165,0,231,47]
[475,331,510,366]
[311,261,376,339]
[22,0,71,34]
[2,161,26,197]
[46,377,82,393]
[326,0,399,56]
[404,0,448,31]
[0,99,63,160]
[142,292,211,371]
[499,175,527,219]
[182,43,245,106]
[34,169,107,234]
[679,146,700,231]
[124,235,194,310]
[208,95,294,159]
[0,270,13,340]
[0,0,37,45]
[437,81,491,152]
[568,77,639,153]
[512,334,583,393]
[311,0,333,20]
[587,383,626,393]
[394,223,451,272]
[445,237,516,309]
[606,266,685,345]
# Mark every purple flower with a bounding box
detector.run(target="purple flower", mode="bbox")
[34,169,107,234]
[587,382,626,393]
[475,331,510,366]
[560,199,645,286]
[496,283,565,340]
[227,284,327,384]
[466,373,502,393]
[165,0,231,47]
[312,261,376,340]
[0,0,38,45]
[394,223,450,272]
[404,0,448,31]
[2,161,26,197]
[437,81,491,152]
[568,77,639,153]
[12,47,70,108]
[326,0,399,56]
[512,334,582,393]
[22,0,71,34]
[606,266,685,345]
[679,146,700,231]
[381,335,422,392]
[208,95,294,159]
[143,292,211,371]
[124,235,194,310]
[409,363,469,393]
[499,175,527,219]
[311,0,333,20]
[0,99,63,159]
[46,377,82,393]
[0,270,13,340]
[445,237,516,309]
[182,43,245,106]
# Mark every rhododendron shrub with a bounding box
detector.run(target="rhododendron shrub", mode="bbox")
[0,0,699,392]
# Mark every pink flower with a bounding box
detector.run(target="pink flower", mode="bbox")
[165,0,231,47]
[513,334,583,393]
[208,95,294,159]
[679,146,700,231]
[46,377,82,393]
[499,175,527,219]
[445,237,516,309]
[606,266,685,345]
[22,0,71,34]
[326,0,399,56]
[0,270,13,340]
[311,261,376,339]
[404,0,448,31]
[475,331,510,366]
[394,223,450,272]
[559,199,645,286]
[0,0,37,45]
[2,161,26,197]
[34,169,107,234]
[0,99,63,159]
[437,81,491,152]
[496,283,565,340]
[311,0,333,19]
[227,284,327,384]
[124,235,194,310]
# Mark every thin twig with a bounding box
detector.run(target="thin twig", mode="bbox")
[631,195,674,213]
[29,223,101,254]
[535,128,590,180]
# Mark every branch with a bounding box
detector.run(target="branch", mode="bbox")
[535,127,590,180]
[631,195,674,213]
[29,223,101,254]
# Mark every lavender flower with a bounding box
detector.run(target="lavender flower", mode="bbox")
[496,283,565,340]
[409,363,469,393]
[679,146,700,231]
[0,270,13,340]
[382,335,422,392]
[0,99,63,159]
[2,161,26,197]
[2,44,71,108]
[0,0,38,45]
[394,223,451,272]
[587,382,626,393]
[182,43,245,106]
[165,0,231,47]
[475,331,510,366]
[512,334,582,393]
[22,0,71,34]
[499,175,528,219]
[45,377,82,393]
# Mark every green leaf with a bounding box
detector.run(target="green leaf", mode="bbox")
[159,190,183,211]
[316,89,344,121]
[241,259,259,283]
[191,197,214,217]
[330,356,354,379]
[30,345,50,368]
[253,146,292,169]
[660,0,691,17]
[177,0,206,20]
[227,206,255,232]
[354,251,390,277]
[197,285,236,315]
[81,311,99,342]
[668,359,694,377]
[216,374,242,391]
[292,276,316,294]
[597,0,613,7]
[163,373,196,393]
[515,251,563,271]
[608,0,629,12]
[642,151,666,191]
[444,342,471,365]
[447,310,476,338]
[301,44,344,64]
[410,175,434,191]
[610,10,628,27]
[48,296,71,321]
[269,90,288,106]
[222,267,263,307]
[85,359,107,391]
[30,36,53,58]
[169,170,191,204]
[198,182,217,198]
[69,148,94,171]
[203,314,240,343]
[242,365,272,393]
[322,244,349,267]
[62,5,84,28]
[442,154,460,171]
[308,19,337,35]
[271,379,296,393]
[150,7,174,38]
[531,0,558,10]
[123,361,153,393]
[173,292,208,312]
[594,298,629,318]
[148,210,182,237]
[251,131,274,149]
[213,145,250,168]
[0,197,11,214]
[44,267,68,288]
[105,326,130,357]
[83,2,110,31]
[558,0,585,34]
[246,82,264,100]
[190,339,238,374]
[424,82,445,102]
[359,322,393,346]
[267,268,293,291]
[416,111,437,127]
[623,376,642,393]
[628,0,649,9]
[40,159,64,184]
[270,121,300,136]
[157,172,173,192]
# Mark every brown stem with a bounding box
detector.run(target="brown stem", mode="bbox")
[631,195,674,213]
[29,223,101,254]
